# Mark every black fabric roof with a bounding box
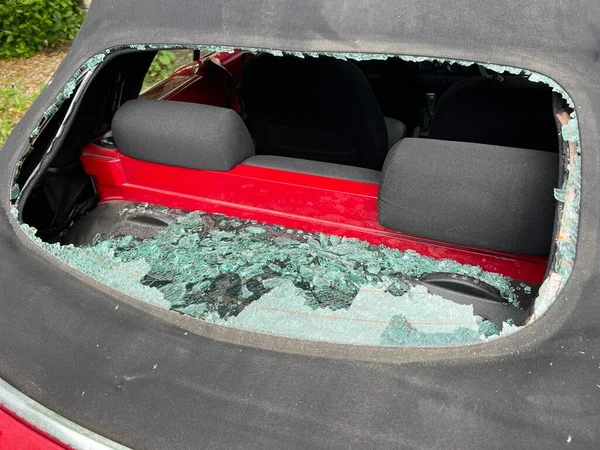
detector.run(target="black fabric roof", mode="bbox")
[71,0,598,79]
[1,1,600,448]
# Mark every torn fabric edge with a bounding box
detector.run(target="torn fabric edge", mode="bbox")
[532,114,581,320]
[29,52,108,141]
[17,69,96,221]
[10,44,580,341]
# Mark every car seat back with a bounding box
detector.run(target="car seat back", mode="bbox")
[241,54,389,170]
[378,138,558,255]
[428,77,558,152]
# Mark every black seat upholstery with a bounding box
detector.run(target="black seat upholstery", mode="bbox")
[241,54,390,170]
[428,77,558,152]
[112,100,255,171]
[378,138,558,256]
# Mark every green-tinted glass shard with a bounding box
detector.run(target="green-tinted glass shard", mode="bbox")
[19,204,526,345]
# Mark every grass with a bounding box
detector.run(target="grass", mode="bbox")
[0,83,44,147]
[0,47,195,148]
[0,43,68,148]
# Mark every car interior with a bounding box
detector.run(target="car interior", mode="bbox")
[14,49,567,335]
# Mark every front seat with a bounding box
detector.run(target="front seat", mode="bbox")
[428,76,558,152]
[241,54,404,170]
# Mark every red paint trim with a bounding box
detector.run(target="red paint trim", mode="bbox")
[81,144,547,283]
[0,407,68,450]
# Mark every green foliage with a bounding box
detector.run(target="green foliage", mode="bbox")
[0,0,84,58]
[0,84,44,147]
[141,51,177,91]
[141,50,194,92]
[149,51,178,81]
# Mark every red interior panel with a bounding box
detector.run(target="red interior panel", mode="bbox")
[81,143,547,284]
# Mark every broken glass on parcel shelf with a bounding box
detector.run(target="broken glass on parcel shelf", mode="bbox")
[24,206,517,346]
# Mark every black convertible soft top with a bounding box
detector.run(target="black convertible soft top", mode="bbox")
[1,1,600,448]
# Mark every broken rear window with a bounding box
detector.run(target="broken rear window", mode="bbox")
[10,46,581,347]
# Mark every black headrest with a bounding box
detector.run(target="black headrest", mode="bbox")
[378,138,558,256]
[112,100,254,171]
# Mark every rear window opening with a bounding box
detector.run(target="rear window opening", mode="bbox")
[10,47,580,347]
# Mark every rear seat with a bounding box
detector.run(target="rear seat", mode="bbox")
[428,77,558,152]
[112,101,555,256]
[378,138,558,256]
[241,54,405,170]
[112,100,380,183]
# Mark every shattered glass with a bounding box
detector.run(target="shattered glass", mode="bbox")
[224,282,500,345]
[19,204,523,346]
[105,206,517,312]
[10,184,20,201]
